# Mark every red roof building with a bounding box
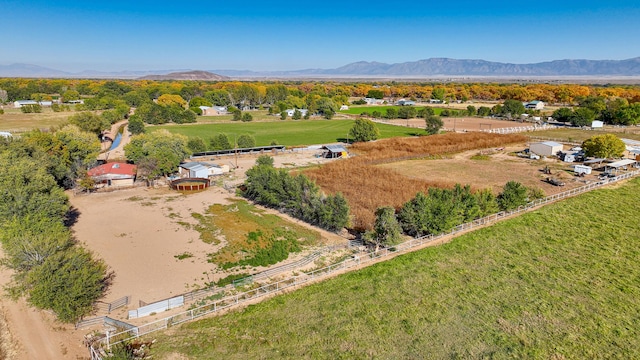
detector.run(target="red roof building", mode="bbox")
[87,162,137,186]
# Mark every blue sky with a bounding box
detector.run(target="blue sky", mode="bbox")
[2,0,639,72]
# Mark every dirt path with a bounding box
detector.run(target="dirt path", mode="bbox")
[0,262,88,359]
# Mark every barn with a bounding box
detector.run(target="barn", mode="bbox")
[530,141,563,157]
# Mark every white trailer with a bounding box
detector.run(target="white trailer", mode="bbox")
[574,165,592,175]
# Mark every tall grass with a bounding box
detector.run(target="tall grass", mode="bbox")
[150,178,640,359]
[305,133,526,230]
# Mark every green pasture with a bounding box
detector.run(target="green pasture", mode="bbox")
[339,105,443,116]
[151,119,423,147]
[150,178,640,359]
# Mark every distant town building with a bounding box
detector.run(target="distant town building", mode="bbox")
[524,100,545,110]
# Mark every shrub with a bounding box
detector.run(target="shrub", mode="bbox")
[497,181,528,211]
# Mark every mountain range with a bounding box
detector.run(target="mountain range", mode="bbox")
[1,57,639,79]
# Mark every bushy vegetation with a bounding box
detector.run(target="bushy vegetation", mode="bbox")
[242,161,349,232]
[0,131,110,323]
[150,178,640,359]
[220,230,302,269]
[194,200,320,267]
[348,118,379,142]
[581,133,626,158]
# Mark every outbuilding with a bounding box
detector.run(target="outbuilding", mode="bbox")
[530,141,563,157]
[322,144,348,159]
[87,162,137,187]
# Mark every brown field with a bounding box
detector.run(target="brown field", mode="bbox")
[305,133,528,230]
[0,107,73,132]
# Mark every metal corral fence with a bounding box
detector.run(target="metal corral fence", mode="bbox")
[88,169,640,357]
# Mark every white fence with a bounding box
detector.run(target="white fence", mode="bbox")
[484,124,558,134]
[88,169,640,357]
[128,295,184,319]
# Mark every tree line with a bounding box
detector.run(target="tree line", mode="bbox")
[366,181,537,249]
[242,156,349,232]
[552,95,640,126]
[0,127,110,323]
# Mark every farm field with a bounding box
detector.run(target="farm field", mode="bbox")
[0,107,74,132]
[149,177,640,359]
[152,119,423,147]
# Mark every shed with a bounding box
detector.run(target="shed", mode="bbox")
[605,159,637,174]
[530,141,563,157]
[322,144,348,159]
[591,120,604,129]
[179,162,209,178]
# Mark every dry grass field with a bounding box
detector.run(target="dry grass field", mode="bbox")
[0,107,74,132]
[304,133,529,230]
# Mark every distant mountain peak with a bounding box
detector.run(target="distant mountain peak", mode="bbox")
[137,70,230,80]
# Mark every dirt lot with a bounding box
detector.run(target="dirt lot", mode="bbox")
[384,116,535,132]
[380,144,603,196]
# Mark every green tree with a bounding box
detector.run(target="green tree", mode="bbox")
[316,98,338,119]
[292,109,302,120]
[0,216,73,274]
[477,106,491,117]
[62,89,80,102]
[237,134,256,148]
[188,96,212,109]
[232,109,242,121]
[256,155,274,167]
[397,106,417,119]
[365,207,402,251]
[366,89,384,99]
[385,108,398,119]
[210,134,232,150]
[187,137,207,153]
[280,111,288,120]
[425,115,443,135]
[127,116,145,135]
[431,88,445,101]
[241,112,253,122]
[68,111,110,135]
[552,107,573,123]
[570,107,596,127]
[497,181,528,211]
[501,99,526,119]
[124,130,190,176]
[25,247,109,322]
[466,105,477,116]
[349,118,380,143]
[21,104,42,113]
[582,134,626,159]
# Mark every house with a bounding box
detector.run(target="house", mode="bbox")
[87,162,137,187]
[321,144,348,159]
[396,99,416,106]
[285,109,309,117]
[524,100,545,110]
[13,100,52,108]
[363,98,385,105]
[529,141,563,157]
[199,106,227,116]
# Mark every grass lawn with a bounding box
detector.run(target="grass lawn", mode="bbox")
[151,119,424,147]
[150,178,640,359]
